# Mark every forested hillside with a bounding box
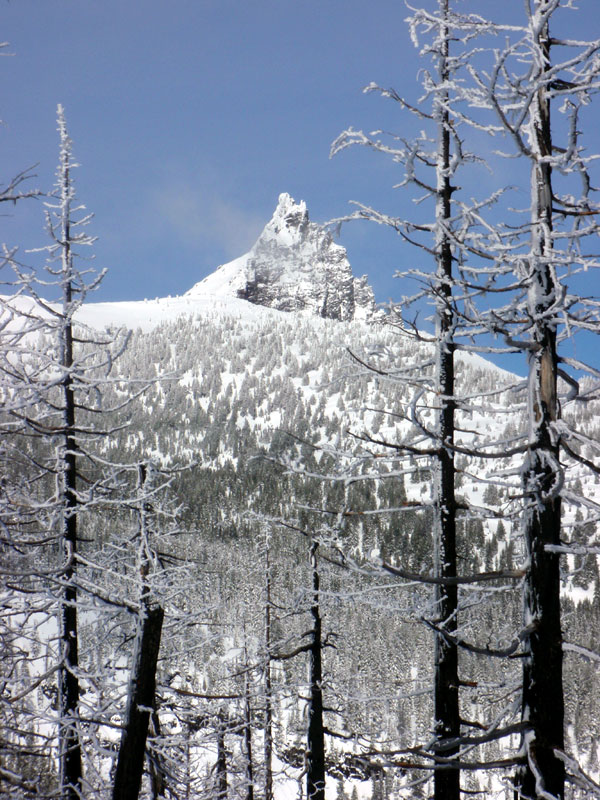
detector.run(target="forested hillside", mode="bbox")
[3,291,599,798]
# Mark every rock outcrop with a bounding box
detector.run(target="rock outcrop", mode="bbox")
[186,193,376,322]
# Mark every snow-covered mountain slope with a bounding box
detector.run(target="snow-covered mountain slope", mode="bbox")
[4,200,597,586]
[5,244,600,796]
[186,193,377,321]
[75,293,270,332]
[1,276,286,334]
[2,194,375,334]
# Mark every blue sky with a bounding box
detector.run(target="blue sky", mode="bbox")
[1,0,598,377]
[2,0,418,303]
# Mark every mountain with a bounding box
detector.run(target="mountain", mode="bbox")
[186,193,377,321]
[4,193,375,333]
[75,289,599,794]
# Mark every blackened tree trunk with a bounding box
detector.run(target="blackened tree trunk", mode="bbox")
[244,668,254,800]
[56,108,82,800]
[515,6,564,798]
[148,702,167,800]
[58,348,82,800]
[432,3,459,798]
[216,716,228,800]
[112,605,164,800]
[307,539,325,800]
[113,463,165,800]
[263,543,273,800]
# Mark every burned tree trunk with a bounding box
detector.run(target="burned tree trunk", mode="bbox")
[432,3,460,798]
[148,702,167,800]
[244,670,254,800]
[263,544,274,800]
[515,6,564,798]
[112,605,164,800]
[56,108,82,800]
[58,375,82,800]
[307,539,325,800]
[113,464,165,800]
[216,716,228,800]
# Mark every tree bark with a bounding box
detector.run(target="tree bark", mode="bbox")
[432,3,460,798]
[216,716,228,800]
[112,605,164,800]
[244,670,254,800]
[113,463,165,800]
[515,6,564,798]
[307,540,325,800]
[264,545,273,800]
[148,702,167,800]
[58,435,81,800]
[57,112,82,800]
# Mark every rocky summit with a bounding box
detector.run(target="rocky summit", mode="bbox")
[186,193,377,321]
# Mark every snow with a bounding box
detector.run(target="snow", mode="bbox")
[0,287,282,335]
[186,253,250,298]
[261,192,308,246]
[185,192,311,299]
[80,293,272,331]
[4,253,599,797]
[1,193,379,345]
[182,192,376,323]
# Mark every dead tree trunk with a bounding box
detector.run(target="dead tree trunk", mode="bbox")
[148,702,167,800]
[306,539,325,800]
[113,464,165,800]
[244,669,254,800]
[515,6,564,798]
[58,375,82,800]
[216,716,228,800]
[432,3,460,798]
[263,543,273,800]
[112,605,165,800]
[56,110,82,800]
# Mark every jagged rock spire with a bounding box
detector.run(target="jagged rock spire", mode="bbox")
[186,193,376,322]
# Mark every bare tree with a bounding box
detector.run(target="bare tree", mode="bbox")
[465,2,600,796]
[0,105,154,798]
[512,8,565,796]
[112,463,166,800]
[54,104,85,800]
[306,536,325,800]
[262,533,274,800]
[18,104,96,800]
[429,5,460,797]
[0,70,46,800]
[329,3,522,794]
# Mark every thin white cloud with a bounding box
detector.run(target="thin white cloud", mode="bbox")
[148,177,265,260]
